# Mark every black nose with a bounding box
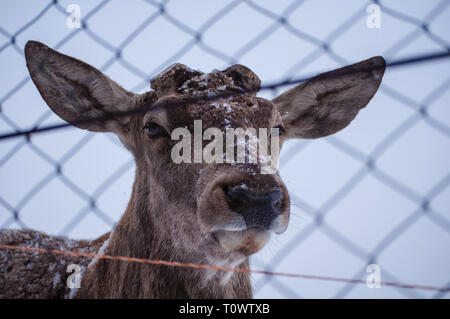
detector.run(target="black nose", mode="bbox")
[224,185,283,230]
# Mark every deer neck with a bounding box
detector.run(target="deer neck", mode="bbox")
[79,162,252,298]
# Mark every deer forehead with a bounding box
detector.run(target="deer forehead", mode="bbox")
[150,63,261,98]
[147,63,279,130]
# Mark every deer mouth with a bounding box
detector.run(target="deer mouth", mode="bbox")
[211,227,271,256]
[206,185,284,256]
[197,173,290,256]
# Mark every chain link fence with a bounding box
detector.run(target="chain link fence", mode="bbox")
[0,0,449,298]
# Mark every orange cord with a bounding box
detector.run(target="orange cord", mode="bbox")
[1,244,449,293]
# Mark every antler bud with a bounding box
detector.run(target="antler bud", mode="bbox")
[151,63,202,97]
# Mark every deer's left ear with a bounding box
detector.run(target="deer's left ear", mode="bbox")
[25,41,138,134]
[273,56,386,139]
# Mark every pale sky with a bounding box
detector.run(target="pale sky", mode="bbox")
[0,0,449,298]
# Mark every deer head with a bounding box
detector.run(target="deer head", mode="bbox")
[24,41,385,296]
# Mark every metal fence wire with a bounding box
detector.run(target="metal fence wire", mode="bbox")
[0,0,449,298]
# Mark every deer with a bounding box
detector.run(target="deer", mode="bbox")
[0,41,385,298]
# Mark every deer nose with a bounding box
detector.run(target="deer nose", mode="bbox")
[224,186,283,230]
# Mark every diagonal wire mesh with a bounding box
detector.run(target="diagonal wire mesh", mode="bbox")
[0,0,449,298]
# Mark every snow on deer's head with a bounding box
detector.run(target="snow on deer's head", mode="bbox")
[25,41,385,266]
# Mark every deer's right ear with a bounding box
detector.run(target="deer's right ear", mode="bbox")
[273,56,385,139]
[25,41,136,134]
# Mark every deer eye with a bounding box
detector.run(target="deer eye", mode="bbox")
[272,125,285,136]
[144,122,170,138]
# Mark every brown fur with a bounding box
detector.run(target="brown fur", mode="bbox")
[0,41,385,298]
[0,229,108,298]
